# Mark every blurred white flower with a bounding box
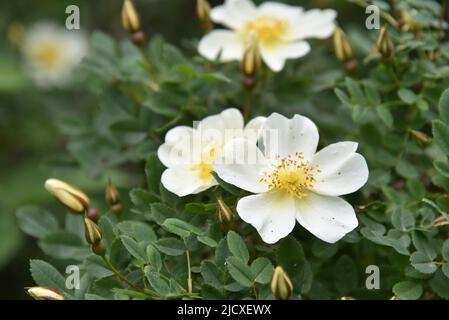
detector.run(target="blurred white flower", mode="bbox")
[213,113,369,244]
[198,0,336,72]
[158,108,265,197]
[22,22,88,88]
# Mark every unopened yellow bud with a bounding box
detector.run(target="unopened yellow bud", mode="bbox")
[92,239,107,256]
[270,266,293,300]
[84,217,102,245]
[26,287,64,300]
[217,196,234,228]
[44,178,90,214]
[241,33,261,77]
[333,27,353,62]
[340,296,356,300]
[432,215,449,227]
[390,295,401,300]
[376,26,394,58]
[122,0,141,33]
[196,0,211,22]
[401,11,422,33]
[410,129,430,145]
[105,178,121,205]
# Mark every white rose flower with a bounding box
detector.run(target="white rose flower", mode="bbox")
[198,0,337,72]
[22,22,88,88]
[213,113,369,244]
[158,108,265,197]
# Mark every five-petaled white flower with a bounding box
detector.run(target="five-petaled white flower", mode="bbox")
[198,0,337,72]
[22,22,88,88]
[158,108,265,197]
[213,113,369,244]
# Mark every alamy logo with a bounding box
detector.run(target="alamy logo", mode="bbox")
[365,5,380,30]
[66,5,80,30]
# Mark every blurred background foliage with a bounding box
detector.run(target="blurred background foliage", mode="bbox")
[1,0,447,299]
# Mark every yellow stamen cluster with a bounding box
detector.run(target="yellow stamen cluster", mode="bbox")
[261,153,320,199]
[244,16,289,47]
[32,42,63,68]
[191,144,222,183]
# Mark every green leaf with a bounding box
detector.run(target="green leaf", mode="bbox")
[412,231,437,259]
[16,206,59,239]
[250,258,273,285]
[120,236,148,263]
[83,255,114,279]
[146,244,162,272]
[442,240,449,261]
[442,264,449,279]
[376,105,393,128]
[201,260,225,290]
[144,267,170,296]
[334,255,358,294]
[434,160,449,177]
[145,153,164,193]
[149,203,176,225]
[395,161,419,179]
[410,251,437,274]
[438,88,449,124]
[162,218,203,238]
[197,235,218,247]
[226,256,253,287]
[30,260,74,299]
[432,119,449,155]
[391,208,415,231]
[398,88,418,104]
[154,237,185,256]
[392,281,422,300]
[334,88,351,106]
[429,269,449,299]
[226,231,249,263]
[276,236,306,278]
[345,77,365,105]
[117,221,157,243]
[38,231,90,260]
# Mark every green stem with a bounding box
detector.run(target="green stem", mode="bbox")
[186,249,193,294]
[243,89,253,122]
[102,256,144,293]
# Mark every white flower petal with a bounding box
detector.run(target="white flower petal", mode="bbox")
[260,41,310,72]
[198,108,245,145]
[243,116,266,141]
[157,126,194,167]
[292,9,337,40]
[198,30,244,62]
[210,0,256,30]
[312,152,369,196]
[161,167,216,197]
[295,192,358,243]
[237,191,296,244]
[261,113,319,161]
[213,138,269,193]
[257,2,303,18]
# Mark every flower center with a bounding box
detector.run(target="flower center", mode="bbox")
[261,153,319,199]
[32,41,64,68]
[244,16,289,46]
[191,144,222,183]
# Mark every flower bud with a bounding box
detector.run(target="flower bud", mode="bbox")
[26,287,64,300]
[105,179,121,205]
[44,178,90,214]
[340,296,356,300]
[196,0,211,22]
[376,26,394,58]
[217,196,234,228]
[401,11,421,33]
[92,239,107,256]
[87,208,100,223]
[122,0,141,34]
[270,266,293,300]
[432,215,449,227]
[410,129,430,145]
[390,295,401,300]
[84,217,102,245]
[333,27,353,62]
[241,33,261,77]
[111,203,124,214]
